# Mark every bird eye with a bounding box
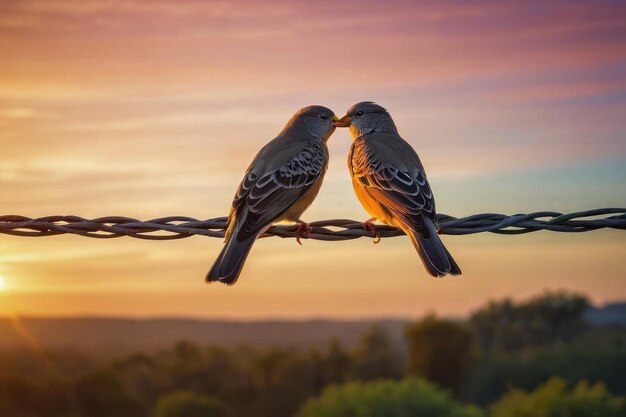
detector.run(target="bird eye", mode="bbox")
[356,110,365,116]
[319,114,328,120]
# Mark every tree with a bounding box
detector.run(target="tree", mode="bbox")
[405,315,476,394]
[296,378,484,417]
[152,391,226,417]
[320,338,352,385]
[490,377,626,417]
[470,291,590,353]
[164,343,251,403]
[464,340,626,405]
[113,353,165,407]
[248,348,323,417]
[0,372,75,417]
[75,369,146,417]
[352,326,401,381]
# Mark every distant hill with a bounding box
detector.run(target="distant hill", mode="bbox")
[0,317,408,352]
[585,302,626,325]
[2,301,624,353]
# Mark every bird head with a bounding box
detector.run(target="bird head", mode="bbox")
[286,105,338,142]
[334,101,397,137]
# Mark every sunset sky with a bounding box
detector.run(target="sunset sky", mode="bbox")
[1,0,625,318]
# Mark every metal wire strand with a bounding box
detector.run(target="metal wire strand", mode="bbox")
[0,208,624,241]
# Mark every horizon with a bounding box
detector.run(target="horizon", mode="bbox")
[2,291,625,321]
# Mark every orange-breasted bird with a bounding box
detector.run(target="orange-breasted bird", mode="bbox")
[334,101,461,277]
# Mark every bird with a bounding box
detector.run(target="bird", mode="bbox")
[334,101,461,277]
[206,105,338,285]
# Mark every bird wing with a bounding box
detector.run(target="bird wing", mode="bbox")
[351,136,435,233]
[230,140,327,240]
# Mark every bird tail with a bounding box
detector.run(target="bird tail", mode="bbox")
[205,229,259,286]
[404,218,461,277]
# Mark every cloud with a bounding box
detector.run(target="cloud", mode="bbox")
[0,107,59,120]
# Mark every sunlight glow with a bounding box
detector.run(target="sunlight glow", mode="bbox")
[0,275,5,290]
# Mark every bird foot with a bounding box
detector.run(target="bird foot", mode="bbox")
[296,221,311,245]
[363,218,381,244]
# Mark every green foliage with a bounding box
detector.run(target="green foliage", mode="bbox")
[490,377,626,417]
[113,352,166,406]
[248,347,323,417]
[75,369,146,417]
[406,315,476,394]
[0,373,73,417]
[163,343,252,404]
[152,391,225,417]
[0,291,623,417]
[320,338,352,384]
[470,291,589,353]
[352,326,402,381]
[296,378,484,417]
[465,338,626,405]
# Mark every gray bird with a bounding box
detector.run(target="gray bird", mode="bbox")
[207,105,337,285]
[334,101,461,277]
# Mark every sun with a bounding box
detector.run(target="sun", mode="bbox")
[0,275,5,291]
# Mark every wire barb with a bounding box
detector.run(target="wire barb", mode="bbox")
[0,208,624,241]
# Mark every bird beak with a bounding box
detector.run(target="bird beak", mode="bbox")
[333,115,351,128]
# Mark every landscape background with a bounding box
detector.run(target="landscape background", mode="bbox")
[1,0,625,416]
[2,291,626,416]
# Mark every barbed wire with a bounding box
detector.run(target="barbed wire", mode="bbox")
[0,208,624,241]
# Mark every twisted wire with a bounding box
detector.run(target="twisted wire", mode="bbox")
[0,208,624,241]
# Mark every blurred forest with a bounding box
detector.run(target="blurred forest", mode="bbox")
[1,290,625,417]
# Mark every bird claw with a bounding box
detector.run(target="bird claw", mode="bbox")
[363,219,381,244]
[296,222,311,245]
